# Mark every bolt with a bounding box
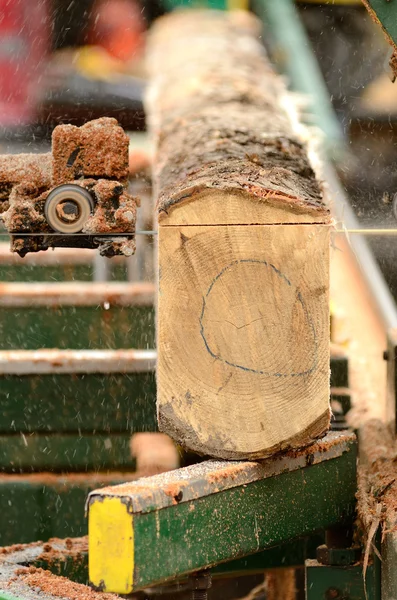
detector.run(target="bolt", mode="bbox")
[192,591,208,600]
[188,570,212,600]
[56,200,80,223]
[326,588,341,600]
[123,210,134,222]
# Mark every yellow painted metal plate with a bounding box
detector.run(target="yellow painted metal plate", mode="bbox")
[89,497,134,594]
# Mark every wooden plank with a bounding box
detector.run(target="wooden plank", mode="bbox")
[148,11,331,459]
[330,236,387,425]
[385,328,397,433]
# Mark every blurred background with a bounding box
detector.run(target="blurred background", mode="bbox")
[1,0,396,296]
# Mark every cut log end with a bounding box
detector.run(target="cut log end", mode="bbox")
[159,405,331,460]
[157,223,330,459]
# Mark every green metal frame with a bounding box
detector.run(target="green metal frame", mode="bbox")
[0,535,335,600]
[0,433,358,597]
[0,433,136,472]
[0,371,156,434]
[363,0,397,51]
[305,559,380,600]
[0,476,141,546]
[0,535,325,584]
[88,431,357,592]
[0,305,154,350]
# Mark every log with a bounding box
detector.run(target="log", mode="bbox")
[129,432,180,475]
[147,10,331,459]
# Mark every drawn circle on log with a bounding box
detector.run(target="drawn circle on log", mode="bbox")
[199,259,317,376]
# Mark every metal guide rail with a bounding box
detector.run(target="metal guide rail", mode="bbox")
[87,431,357,594]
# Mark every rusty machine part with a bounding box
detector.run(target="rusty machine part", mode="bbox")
[44,185,95,234]
[0,117,138,257]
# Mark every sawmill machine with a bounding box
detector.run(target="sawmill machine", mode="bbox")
[1,2,397,600]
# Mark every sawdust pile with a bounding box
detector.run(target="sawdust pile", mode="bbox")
[14,567,118,600]
[357,419,397,539]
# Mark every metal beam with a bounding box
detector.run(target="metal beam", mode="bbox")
[306,559,380,600]
[0,370,156,434]
[0,351,344,433]
[0,282,154,307]
[88,431,357,593]
[381,525,397,600]
[0,349,156,375]
[0,304,154,351]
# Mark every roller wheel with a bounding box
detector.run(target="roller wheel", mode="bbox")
[44,184,94,234]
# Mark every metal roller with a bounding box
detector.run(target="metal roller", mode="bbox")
[44,184,94,234]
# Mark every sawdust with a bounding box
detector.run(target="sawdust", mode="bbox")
[0,542,42,556]
[356,420,397,541]
[0,154,52,202]
[283,429,343,459]
[15,567,118,600]
[0,538,88,564]
[207,462,250,484]
[36,537,88,565]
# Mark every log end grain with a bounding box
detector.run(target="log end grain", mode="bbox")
[157,224,331,460]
